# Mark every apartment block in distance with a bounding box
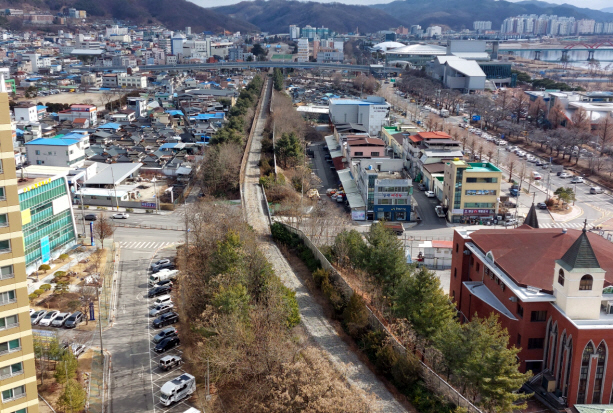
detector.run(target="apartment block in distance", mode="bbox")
[0,76,39,412]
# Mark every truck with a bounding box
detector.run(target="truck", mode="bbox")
[440,109,450,118]
[383,222,404,236]
[435,205,446,218]
[148,269,179,287]
[159,373,196,406]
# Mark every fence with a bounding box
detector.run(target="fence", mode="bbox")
[279,222,484,413]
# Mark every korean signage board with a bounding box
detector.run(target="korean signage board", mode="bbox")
[141,202,156,208]
[40,236,50,264]
[463,209,493,216]
[351,210,366,221]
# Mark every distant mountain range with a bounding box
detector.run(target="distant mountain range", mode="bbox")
[0,0,258,33]
[602,7,613,13]
[372,0,613,31]
[210,0,404,34]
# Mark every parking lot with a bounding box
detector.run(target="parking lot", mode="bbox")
[145,251,197,413]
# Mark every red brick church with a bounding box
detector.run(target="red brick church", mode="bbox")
[450,206,613,409]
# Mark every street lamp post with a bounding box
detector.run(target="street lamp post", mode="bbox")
[152,177,158,214]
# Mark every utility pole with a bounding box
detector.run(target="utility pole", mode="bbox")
[110,167,119,211]
[79,188,86,237]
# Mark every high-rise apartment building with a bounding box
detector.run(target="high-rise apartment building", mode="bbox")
[296,38,309,63]
[0,75,39,413]
[473,21,492,31]
[289,25,300,40]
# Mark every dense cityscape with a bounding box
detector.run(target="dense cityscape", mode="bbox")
[0,1,612,413]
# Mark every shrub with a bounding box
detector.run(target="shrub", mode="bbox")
[125,208,134,212]
[146,209,153,214]
[54,271,66,278]
[312,268,329,288]
[40,284,52,291]
[59,253,69,261]
[34,289,44,296]
[321,278,345,313]
[160,204,174,211]
[545,198,555,207]
[38,264,51,273]
[84,205,89,209]
[29,293,38,300]
[391,352,421,391]
[342,293,370,339]
[375,343,399,377]
[360,330,384,362]
[96,206,108,210]
[297,245,320,272]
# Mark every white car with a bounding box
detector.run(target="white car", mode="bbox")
[31,310,46,325]
[570,176,584,184]
[425,191,435,198]
[559,172,572,178]
[39,310,59,326]
[112,213,129,219]
[51,312,71,327]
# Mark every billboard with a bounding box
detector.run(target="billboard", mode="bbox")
[40,236,50,264]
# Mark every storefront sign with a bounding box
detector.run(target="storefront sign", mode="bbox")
[463,209,493,216]
[351,210,366,221]
[141,202,156,208]
[381,193,404,198]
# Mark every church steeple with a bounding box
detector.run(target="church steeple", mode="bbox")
[560,220,600,270]
[524,203,539,229]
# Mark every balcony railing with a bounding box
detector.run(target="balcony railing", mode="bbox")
[0,369,23,380]
[0,273,14,281]
[0,346,21,356]
[2,392,26,403]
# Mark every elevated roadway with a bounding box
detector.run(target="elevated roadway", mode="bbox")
[80,61,395,73]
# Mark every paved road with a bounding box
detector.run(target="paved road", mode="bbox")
[243,79,407,412]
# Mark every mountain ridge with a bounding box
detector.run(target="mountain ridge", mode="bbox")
[372,0,613,31]
[0,0,258,33]
[210,0,403,34]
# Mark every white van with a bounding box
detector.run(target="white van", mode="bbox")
[153,295,172,307]
[148,270,179,287]
[590,186,604,194]
[160,373,196,406]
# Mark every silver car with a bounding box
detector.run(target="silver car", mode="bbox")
[149,303,174,317]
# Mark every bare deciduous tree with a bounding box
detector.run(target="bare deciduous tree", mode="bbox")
[93,213,115,249]
[548,100,566,129]
[596,115,613,156]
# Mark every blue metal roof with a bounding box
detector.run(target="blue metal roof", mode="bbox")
[25,138,79,146]
[98,123,121,130]
[189,113,225,121]
[166,110,184,116]
[36,105,47,111]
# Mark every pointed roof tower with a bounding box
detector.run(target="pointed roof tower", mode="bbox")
[524,203,539,229]
[559,220,600,270]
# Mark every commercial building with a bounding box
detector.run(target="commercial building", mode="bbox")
[0,76,39,413]
[296,38,309,63]
[17,167,77,273]
[450,220,613,410]
[352,158,412,221]
[57,104,97,126]
[442,160,502,223]
[25,134,89,168]
[428,56,487,93]
[328,96,390,136]
[117,74,147,89]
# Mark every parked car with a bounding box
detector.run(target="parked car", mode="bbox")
[152,262,175,273]
[155,336,180,353]
[112,213,129,219]
[417,183,426,191]
[590,186,604,194]
[149,303,174,317]
[84,214,97,221]
[31,310,47,325]
[153,279,174,289]
[152,259,171,269]
[425,191,435,198]
[159,355,182,371]
[62,342,86,357]
[148,285,171,298]
[510,188,519,197]
[153,327,178,344]
[64,311,84,328]
[153,312,179,328]
[570,176,584,184]
[51,312,71,327]
[505,218,518,226]
[559,172,572,178]
[39,310,60,326]
[537,202,548,210]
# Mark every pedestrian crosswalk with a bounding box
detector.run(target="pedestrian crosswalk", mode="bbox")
[539,222,592,229]
[118,241,175,250]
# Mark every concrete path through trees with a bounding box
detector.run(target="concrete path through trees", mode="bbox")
[242,79,407,412]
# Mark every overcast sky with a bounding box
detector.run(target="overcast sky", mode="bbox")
[194,0,613,10]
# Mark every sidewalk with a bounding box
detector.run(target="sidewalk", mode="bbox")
[549,205,583,223]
